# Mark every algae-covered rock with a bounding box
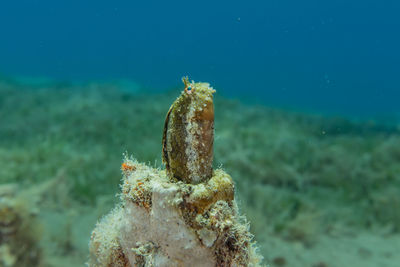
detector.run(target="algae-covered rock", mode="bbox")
[89,79,262,266]
[0,184,42,267]
[90,159,261,267]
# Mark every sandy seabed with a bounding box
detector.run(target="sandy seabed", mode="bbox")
[1,77,399,267]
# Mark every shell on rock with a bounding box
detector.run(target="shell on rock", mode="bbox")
[162,77,215,184]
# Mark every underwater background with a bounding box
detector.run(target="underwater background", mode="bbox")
[0,1,400,267]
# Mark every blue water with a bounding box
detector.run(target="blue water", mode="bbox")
[0,0,399,117]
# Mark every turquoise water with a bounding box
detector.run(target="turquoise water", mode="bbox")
[0,0,399,116]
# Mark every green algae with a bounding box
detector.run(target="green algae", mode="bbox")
[1,76,400,266]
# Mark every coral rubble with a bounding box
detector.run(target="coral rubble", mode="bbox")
[89,79,262,266]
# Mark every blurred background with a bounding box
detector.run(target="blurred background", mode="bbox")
[1,0,399,116]
[0,1,399,266]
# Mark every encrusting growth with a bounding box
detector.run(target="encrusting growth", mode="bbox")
[89,78,263,267]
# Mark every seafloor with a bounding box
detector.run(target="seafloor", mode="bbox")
[0,77,399,267]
